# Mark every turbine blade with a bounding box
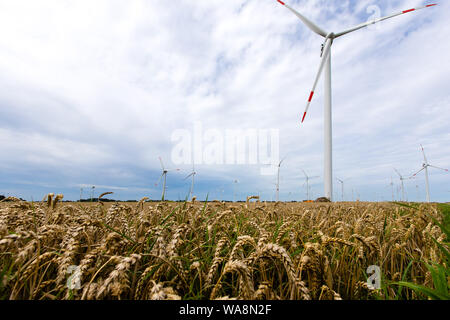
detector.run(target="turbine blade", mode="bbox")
[420,144,429,164]
[335,3,437,38]
[159,156,165,170]
[155,173,163,186]
[393,168,402,178]
[302,38,332,123]
[184,173,194,180]
[428,165,449,172]
[411,167,425,177]
[302,169,307,178]
[275,1,328,37]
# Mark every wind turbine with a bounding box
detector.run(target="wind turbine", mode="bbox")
[336,178,347,202]
[389,176,395,202]
[384,176,395,201]
[275,1,438,202]
[184,162,196,201]
[411,144,448,203]
[302,169,319,201]
[233,180,239,202]
[416,184,421,201]
[215,185,225,201]
[276,157,287,202]
[155,156,180,201]
[394,168,412,202]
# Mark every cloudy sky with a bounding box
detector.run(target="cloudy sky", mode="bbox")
[1,0,449,202]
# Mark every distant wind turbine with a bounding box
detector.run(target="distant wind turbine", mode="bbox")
[385,176,395,201]
[394,168,412,202]
[276,157,286,202]
[389,176,395,202]
[302,169,319,201]
[336,178,348,202]
[233,180,239,202]
[184,162,197,201]
[155,156,180,201]
[215,185,225,201]
[274,0,438,201]
[337,178,344,202]
[411,145,448,203]
[349,188,360,201]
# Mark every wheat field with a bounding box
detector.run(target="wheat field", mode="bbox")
[0,195,448,300]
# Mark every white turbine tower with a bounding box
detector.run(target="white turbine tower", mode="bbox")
[302,169,319,201]
[275,1,437,202]
[155,156,180,201]
[411,145,448,203]
[184,162,196,201]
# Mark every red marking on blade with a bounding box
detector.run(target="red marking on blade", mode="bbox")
[426,4,437,7]
[403,9,415,13]
[308,91,314,102]
[277,0,285,5]
[301,112,307,123]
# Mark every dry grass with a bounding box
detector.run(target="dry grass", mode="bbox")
[0,199,447,300]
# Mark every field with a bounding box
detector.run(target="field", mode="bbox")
[0,196,449,300]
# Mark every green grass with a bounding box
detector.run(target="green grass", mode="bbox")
[393,203,450,300]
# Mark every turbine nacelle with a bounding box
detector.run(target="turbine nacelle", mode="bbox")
[320,33,335,57]
[326,32,336,40]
